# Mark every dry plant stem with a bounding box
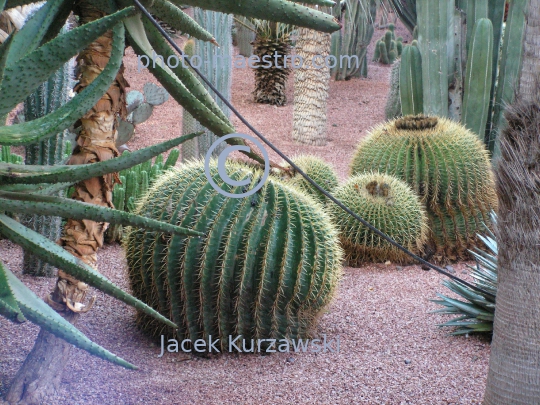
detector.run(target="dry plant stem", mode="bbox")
[292,26,331,146]
[483,88,540,404]
[5,3,127,404]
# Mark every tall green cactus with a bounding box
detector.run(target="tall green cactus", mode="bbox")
[385,58,402,119]
[330,0,376,80]
[21,50,73,277]
[235,15,255,57]
[396,0,529,154]
[372,24,402,65]
[399,42,423,116]
[388,0,417,34]
[182,9,232,161]
[125,161,342,347]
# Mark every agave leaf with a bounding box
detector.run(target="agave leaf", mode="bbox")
[0,191,204,237]
[0,260,25,322]
[1,261,136,369]
[149,0,215,42]
[174,0,340,33]
[0,6,135,115]
[0,132,201,184]
[6,0,66,64]
[0,23,124,146]
[0,214,178,330]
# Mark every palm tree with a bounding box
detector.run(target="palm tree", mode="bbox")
[292,24,331,145]
[483,2,540,403]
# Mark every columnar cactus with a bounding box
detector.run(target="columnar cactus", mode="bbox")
[388,0,417,34]
[350,115,498,262]
[235,15,255,57]
[385,58,402,119]
[397,0,527,153]
[182,9,232,160]
[0,145,23,164]
[328,172,428,266]
[372,24,402,65]
[125,160,343,348]
[330,0,376,80]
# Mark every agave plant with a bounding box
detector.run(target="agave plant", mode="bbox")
[0,1,339,402]
[431,212,498,335]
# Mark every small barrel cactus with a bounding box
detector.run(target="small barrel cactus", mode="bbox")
[350,115,498,262]
[329,172,428,266]
[125,160,342,350]
[277,155,339,205]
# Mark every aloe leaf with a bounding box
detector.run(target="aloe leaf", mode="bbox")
[0,23,125,146]
[6,0,66,64]
[149,0,215,42]
[0,191,204,237]
[0,132,200,184]
[0,214,177,330]
[2,263,136,369]
[0,260,24,322]
[0,6,135,115]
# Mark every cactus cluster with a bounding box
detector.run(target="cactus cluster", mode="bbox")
[328,172,428,266]
[106,149,180,243]
[350,115,497,262]
[278,155,339,205]
[117,83,169,147]
[330,0,376,80]
[0,145,23,164]
[373,24,403,65]
[397,0,527,154]
[125,160,343,348]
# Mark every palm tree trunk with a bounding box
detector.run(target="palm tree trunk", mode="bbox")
[518,0,540,102]
[483,86,540,404]
[292,26,331,146]
[5,3,127,404]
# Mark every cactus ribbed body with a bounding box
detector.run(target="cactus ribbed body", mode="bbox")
[385,58,402,120]
[21,51,73,277]
[125,161,342,348]
[235,15,255,57]
[399,43,423,116]
[350,115,497,262]
[329,172,428,266]
[374,25,402,65]
[182,9,232,161]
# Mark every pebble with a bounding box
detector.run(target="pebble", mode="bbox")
[286,357,295,363]
[404,359,411,365]
[396,266,403,271]
[445,265,455,274]
[462,270,468,274]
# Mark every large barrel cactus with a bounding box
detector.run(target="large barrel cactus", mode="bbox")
[125,161,342,350]
[350,115,497,262]
[329,172,428,266]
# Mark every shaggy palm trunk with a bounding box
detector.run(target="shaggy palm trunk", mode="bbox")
[5,3,127,404]
[292,26,331,146]
[252,23,291,106]
[483,87,540,404]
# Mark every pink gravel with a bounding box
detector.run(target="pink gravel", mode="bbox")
[0,18,490,405]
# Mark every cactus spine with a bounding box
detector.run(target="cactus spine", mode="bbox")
[182,9,232,161]
[350,115,498,262]
[125,161,342,347]
[21,46,73,277]
[330,0,376,80]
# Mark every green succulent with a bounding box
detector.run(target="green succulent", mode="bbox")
[328,172,428,266]
[431,212,497,335]
[125,160,343,349]
[0,0,340,368]
[350,115,497,262]
[278,155,339,205]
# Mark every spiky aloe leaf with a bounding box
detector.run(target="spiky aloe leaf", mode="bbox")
[0,6,135,116]
[1,260,136,369]
[175,0,340,33]
[0,132,201,184]
[0,214,177,330]
[0,191,204,237]
[6,0,66,64]
[0,23,124,146]
[0,260,24,322]
[149,0,215,42]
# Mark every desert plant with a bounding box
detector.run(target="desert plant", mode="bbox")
[397,0,526,154]
[384,58,402,119]
[431,212,497,335]
[0,145,23,164]
[350,115,498,262]
[387,0,416,33]
[125,160,343,349]
[330,0,376,80]
[277,155,339,205]
[235,15,255,57]
[252,20,293,105]
[182,8,232,160]
[372,24,402,64]
[106,149,180,243]
[328,172,428,266]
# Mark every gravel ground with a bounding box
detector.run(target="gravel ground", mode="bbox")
[0,18,490,405]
